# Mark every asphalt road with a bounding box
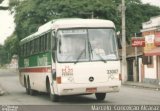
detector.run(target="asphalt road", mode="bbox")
[0,69,160,111]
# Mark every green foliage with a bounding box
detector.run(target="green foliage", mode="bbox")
[1,0,160,65]
[9,0,20,8]
[4,34,19,58]
[0,0,3,4]
[10,0,160,42]
[126,3,160,41]
[0,45,8,66]
[2,34,19,65]
[11,0,120,39]
[0,34,19,65]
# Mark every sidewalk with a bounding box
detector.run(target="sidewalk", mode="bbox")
[122,81,160,90]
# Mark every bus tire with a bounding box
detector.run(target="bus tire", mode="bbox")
[95,93,106,101]
[24,77,29,95]
[28,78,36,96]
[50,93,59,102]
[47,81,59,102]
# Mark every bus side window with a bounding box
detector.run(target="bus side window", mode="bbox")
[33,39,35,54]
[24,43,26,57]
[27,42,30,56]
[39,37,42,52]
[48,33,51,50]
[32,40,34,54]
[41,35,44,52]
[43,35,45,51]
[26,42,28,56]
[20,45,23,57]
[36,38,39,53]
[30,41,32,55]
[34,38,38,53]
[34,39,36,53]
[46,34,48,50]
[45,34,47,51]
[34,39,37,54]
[28,42,30,55]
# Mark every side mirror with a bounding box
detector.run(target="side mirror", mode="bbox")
[52,31,57,51]
[117,31,122,49]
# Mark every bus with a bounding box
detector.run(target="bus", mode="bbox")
[19,18,121,102]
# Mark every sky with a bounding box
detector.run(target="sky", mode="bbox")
[0,0,160,45]
[0,0,15,45]
[141,0,160,7]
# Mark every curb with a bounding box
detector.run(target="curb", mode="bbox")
[122,82,160,90]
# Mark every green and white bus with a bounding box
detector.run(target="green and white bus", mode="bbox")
[19,18,121,102]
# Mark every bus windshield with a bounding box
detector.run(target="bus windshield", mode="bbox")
[57,28,118,62]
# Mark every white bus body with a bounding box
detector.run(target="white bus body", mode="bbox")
[19,18,121,102]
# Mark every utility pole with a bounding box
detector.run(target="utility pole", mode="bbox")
[121,0,127,82]
[91,11,94,19]
[134,33,138,82]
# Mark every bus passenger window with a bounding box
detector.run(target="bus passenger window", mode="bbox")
[48,33,51,50]
[36,38,39,53]
[44,34,47,51]
[21,45,24,57]
[34,39,37,53]
[39,37,42,52]
[41,36,44,52]
[27,42,30,56]
[30,41,33,55]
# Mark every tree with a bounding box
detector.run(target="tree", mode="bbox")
[0,45,8,66]
[9,0,160,42]
[11,0,121,40]
[0,33,19,66]
[4,34,19,62]
[126,3,160,42]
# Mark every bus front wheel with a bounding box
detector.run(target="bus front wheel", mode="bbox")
[47,81,59,102]
[50,93,59,102]
[95,93,106,101]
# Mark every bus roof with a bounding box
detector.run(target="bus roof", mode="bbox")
[20,18,115,45]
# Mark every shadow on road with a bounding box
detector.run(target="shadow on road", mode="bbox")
[28,92,111,104]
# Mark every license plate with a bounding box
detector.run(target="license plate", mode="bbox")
[86,88,97,93]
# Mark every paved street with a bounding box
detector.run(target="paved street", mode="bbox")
[0,69,160,106]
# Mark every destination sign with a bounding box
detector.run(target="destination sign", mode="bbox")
[61,29,87,34]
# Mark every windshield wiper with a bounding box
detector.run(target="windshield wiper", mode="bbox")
[74,48,86,64]
[95,53,107,63]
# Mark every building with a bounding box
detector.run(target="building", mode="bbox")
[141,15,160,85]
[119,45,143,82]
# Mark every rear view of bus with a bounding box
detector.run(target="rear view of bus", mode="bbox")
[52,19,121,101]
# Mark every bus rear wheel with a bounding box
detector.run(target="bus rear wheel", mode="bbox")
[28,78,36,96]
[50,93,59,102]
[24,77,29,95]
[95,93,106,101]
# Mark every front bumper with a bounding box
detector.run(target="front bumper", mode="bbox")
[54,81,121,95]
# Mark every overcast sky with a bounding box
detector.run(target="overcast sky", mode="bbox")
[0,0,15,45]
[0,0,160,45]
[141,0,160,7]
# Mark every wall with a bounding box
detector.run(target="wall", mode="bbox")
[144,56,157,79]
[138,58,142,82]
